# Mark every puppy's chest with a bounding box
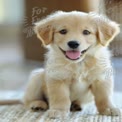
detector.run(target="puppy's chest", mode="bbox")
[70,64,90,83]
[69,75,90,101]
[69,65,92,99]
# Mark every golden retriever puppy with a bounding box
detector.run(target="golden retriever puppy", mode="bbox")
[23,11,120,118]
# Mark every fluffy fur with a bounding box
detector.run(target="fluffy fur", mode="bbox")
[23,11,120,118]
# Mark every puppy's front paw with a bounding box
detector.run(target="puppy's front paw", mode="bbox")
[45,109,69,119]
[99,107,120,116]
[29,100,48,111]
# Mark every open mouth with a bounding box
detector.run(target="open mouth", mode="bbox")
[59,47,89,60]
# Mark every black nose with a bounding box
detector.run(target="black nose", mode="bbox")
[68,41,79,49]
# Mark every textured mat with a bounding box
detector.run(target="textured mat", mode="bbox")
[0,91,122,122]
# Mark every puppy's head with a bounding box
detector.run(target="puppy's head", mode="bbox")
[34,11,120,62]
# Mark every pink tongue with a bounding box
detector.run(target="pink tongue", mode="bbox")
[66,51,81,60]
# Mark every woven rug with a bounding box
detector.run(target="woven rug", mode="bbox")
[0,91,122,122]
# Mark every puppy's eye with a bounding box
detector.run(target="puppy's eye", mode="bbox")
[59,29,67,34]
[83,30,91,35]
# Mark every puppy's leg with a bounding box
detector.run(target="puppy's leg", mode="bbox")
[23,69,48,111]
[45,80,71,119]
[91,80,119,116]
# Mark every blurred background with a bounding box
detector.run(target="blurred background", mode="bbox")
[0,0,121,91]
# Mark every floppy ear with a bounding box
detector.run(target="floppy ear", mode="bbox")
[97,20,120,46]
[90,13,120,46]
[34,11,65,46]
[34,20,54,46]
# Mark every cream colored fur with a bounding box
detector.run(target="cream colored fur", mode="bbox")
[23,11,120,118]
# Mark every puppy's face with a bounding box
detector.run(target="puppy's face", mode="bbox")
[35,11,120,62]
[52,14,98,61]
